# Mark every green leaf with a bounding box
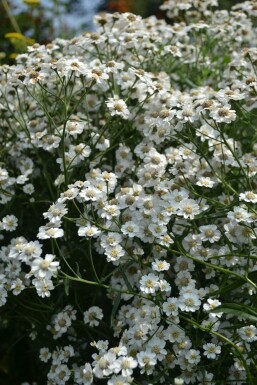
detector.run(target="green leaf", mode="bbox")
[211,303,257,322]
[110,291,121,328]
[64,277,70,296]
[119,267,134,292]
[217,271,257,296]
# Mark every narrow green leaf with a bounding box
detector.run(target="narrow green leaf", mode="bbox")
[211,303,257,322]
[119,266,134,292]
[110,291,121,327]
[64,277,70,296]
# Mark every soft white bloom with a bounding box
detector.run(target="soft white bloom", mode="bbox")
[28,254,60,279]
[239,191,257,203]
[121,221,140,237]
[2,215,18,231]
[238,325,257,342]
[84,306,103,327]
[196,177,215,188]
[139,273,159,294]
[106,97,130,119]
[39,347,51,363]
[37,225,64,239]
[78,225,101,237]
[152,259,170,272]
[203,343,221,359]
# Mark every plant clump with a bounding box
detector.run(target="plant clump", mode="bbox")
[1,1,257,384]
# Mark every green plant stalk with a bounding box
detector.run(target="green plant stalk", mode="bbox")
[2,0,22,34]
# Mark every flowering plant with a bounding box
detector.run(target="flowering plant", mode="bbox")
[1,1,257,384]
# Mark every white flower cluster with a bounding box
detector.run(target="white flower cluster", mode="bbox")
[1,1,257,384]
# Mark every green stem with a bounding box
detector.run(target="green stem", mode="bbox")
[2,0,22,34]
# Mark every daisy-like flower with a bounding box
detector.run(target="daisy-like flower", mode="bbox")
[203,343,221,359]
[43,202,68,223]
[2,215,18,231]
[210,104,236,123]
[177,199,201,219]
[65,120,85,136]
[238,325,257,342]
[84,306,103,327]
[113,356,138,377]
[28,254,60,279]
[105,245,125,263]
[203,298,222,317]
[185,349,201,365]
[163,297,179,317]
[239,191,257,203]
[11,278,25,295]
[108,375,131,385]
[227,206,249,223]
[101,204,121,220]
[152,259,170,272]
[179,291,201,312]
[137,350,157,374]
[196,177,215,188]
[78,225,101,238]
[33,278,54,298]
[37,225,64,239]
[199,225,221,243]
[106,96,130,119]
[39,347,52,363]
[139,273,159,294]
[121,221,140,238]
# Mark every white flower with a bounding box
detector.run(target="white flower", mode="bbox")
[105,245,125,262]
[185,349,201,365]
[29,254,60,279]
[43,202,68,223]
[37,225,64,239]
[33,278,54,298]
[108,375,131,385]
[152,259,170,272]
[238,325,257,342]
[113,356,138,377]
[163,325,185,343]
[84,306,103,327]
[203,343,221,359]
[136,350,157,374]
[23,183,35,195]
[121,221,140,237]
[147,336,167,361]
[39,347,51,363]
[239,191,257,203]
[179,292,201,312]
[78,225,101,237]
[81,363,93,385]
[163,297,179,317]
[106,96,130,119]
[199,225,221,243]
[101,204,121,220]
[139,273,159,294]
[11,278,25,295]
[196,177,215,188]
[2,215,18,231]
[203,298,222,318]
[210,104,236,123]
[177,199,201,219]
[227,206,249,223]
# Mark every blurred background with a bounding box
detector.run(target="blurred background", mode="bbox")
[0,0,244,64]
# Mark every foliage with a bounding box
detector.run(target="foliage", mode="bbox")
[1,1,257,385]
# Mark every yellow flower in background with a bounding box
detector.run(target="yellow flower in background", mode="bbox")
[9,53,18,59]
[5,32,26,40]
[23,0,40,5]
[5,32,35,45]
[5,32,35,57]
